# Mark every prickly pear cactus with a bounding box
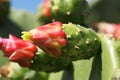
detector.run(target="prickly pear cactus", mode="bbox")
[37,0,89,26]
[0,22,101,73]
[1,0,120,80]
[22,22,100,59]
[20,22,101,72]
[62,23,100,60]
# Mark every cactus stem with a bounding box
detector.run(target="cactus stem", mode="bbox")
[74,46,80,50]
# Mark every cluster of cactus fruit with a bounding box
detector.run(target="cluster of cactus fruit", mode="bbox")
[1,0,120,80]
[37,0,89,26]
[0,21,101,72]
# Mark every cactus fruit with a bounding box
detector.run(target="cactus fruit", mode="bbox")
[0,22,100,72]
[37,0,89,26]
[0,34,37,67]
[22,21,101,60]
[62,23,101,60]
[0,0,10,24]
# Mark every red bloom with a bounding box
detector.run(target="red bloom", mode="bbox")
[29,22,67,57]
[0,34,37,67]
[97,22,120,40]
[43,0,51,16]
[113,24,120,40]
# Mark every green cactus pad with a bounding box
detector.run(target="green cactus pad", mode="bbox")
[62,23,101,60]
[37,0,89,26]
[30,48,71,72]
[29,23,101,72]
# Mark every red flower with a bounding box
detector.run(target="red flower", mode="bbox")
[97,22,120,40]
[28,22,67,57]
[0,34,37,67]
[113,24,120,40]
[43,0,51,16]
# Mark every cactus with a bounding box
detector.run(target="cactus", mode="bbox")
[19,22,100,72]
[0,22,101,72]
[37,0,89,26]
[1,0,120,80]
[30,48,71,72]
[22,22,100,60]
[0,34,37,67]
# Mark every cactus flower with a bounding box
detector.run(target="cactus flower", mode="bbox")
[0,34,37,67]
[22,22,66,57]
[43,0,51,16]
[113,24,120,40]
[22,21,101,60]
[97,22,120,40]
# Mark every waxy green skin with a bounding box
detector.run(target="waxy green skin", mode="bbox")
[30,48,71,72]
[62,23,101,60]
[37,0,89,26]
[30,23,101,72]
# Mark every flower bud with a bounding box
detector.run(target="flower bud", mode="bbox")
[0,34,37,67]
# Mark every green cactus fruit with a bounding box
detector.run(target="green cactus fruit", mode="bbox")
[0,0,10,24]
[22,21,101,62]
[30,48,71,72]
[37,0,89,26]
[62,23,101,60]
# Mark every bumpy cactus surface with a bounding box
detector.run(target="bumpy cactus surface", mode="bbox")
[37,0,89,26]
[1,0,120,80]
[22,22,100,59]
[20,22,101,72]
